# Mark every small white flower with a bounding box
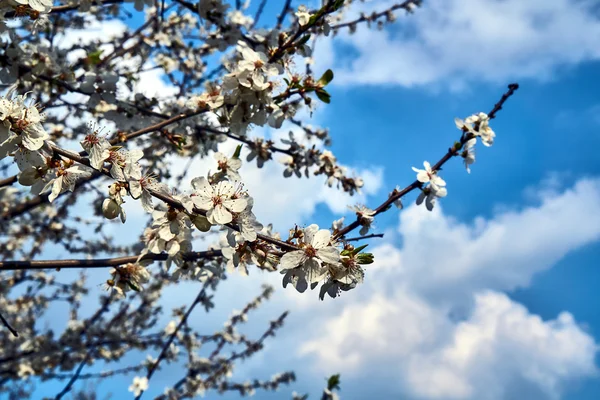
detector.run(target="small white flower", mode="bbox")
[456,112,496,147]
[41,163,92,203]
[191,177,247,225]
[129,376,149,396]
[80,126,110,170]
[416,183,447,211]
[349,205,375,236]
[106,147,143,182]
[129,172,168,213]
[214,152,241,180]
[280,225,340,286]
[331,217,344,232]
[164,320,177,336]
[412,161,446,187]
[295,5,311,26]
[462,138,476,173]
[185,86,224,110]
[17,363,35,378]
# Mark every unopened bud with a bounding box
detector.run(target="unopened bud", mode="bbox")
[102,198,120,220]
[191,215,212,232]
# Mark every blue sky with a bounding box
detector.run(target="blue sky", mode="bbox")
[25,0,600,399]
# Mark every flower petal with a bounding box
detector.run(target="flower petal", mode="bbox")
[280,250,305,270]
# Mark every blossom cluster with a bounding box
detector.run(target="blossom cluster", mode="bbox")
[0,92,93,202]
[279,224,373,300]
[410,112,496,211]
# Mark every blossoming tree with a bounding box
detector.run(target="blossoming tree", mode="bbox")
[0,0,518,398]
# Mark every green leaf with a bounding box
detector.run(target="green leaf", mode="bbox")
[297,34,312,46]
[315,89,331,104]
[356,253,374,265]
[352,244,369,255]
[87,49,104,65]
[327,374,341,391]
[307,13,320,26]
[232,144,243,159]
[317,69,334,87]
[127,280,142,292]
[333,0,345,11]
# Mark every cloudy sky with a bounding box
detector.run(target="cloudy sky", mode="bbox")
[31,0,600,399]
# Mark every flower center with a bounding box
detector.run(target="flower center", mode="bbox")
[84,134,100,145]
[217,160,228,171]
[304,245,317,258]
[212,195,223,207]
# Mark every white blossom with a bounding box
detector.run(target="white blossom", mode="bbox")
[214,152,241,180]
[295,5,311,26]
[412,161,446,187]
[280,225,340,289]
[462,138,477,173]
[129,376,149,396]
[41,163,92,203]
[191,177,247,225]
[416,183,448,211]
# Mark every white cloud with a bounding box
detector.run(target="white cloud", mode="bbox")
[316,0,600,87]
[406,291,597,400]
[293,177,600,399]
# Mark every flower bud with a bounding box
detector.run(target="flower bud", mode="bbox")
[356,252,374,265]
[191,215,212,232]
[102,198,120,220]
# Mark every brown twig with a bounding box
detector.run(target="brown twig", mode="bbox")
[0,250,222,270]
[0,311,18,337]
[334,83,520,240]
[345,233,384,242]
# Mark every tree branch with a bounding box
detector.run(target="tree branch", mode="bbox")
[0,311,18,337]
[0,250,222,270]
[334,83,520,240]
[135,278,215,399]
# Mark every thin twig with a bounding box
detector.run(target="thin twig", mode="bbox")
[251,0,269,29]
[135,278,215,399]
[0,311,18,337]
[345,233,384,242]
[276,0,293,30]
[334,83,520,240]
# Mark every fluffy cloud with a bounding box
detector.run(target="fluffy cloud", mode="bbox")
[381,177,600,304]
[294,177,600,399]
[316,0,600,88]
[406,292,597,400]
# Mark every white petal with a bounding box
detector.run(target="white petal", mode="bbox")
[432,176,446,187]
[166,240,180,257]
[215,180,234,197]
[311,229,331,249]
[416,191,426,206]
[223,198,247,213]
[280,250,305,270]
[191,177,213,197]
[416,171,430,183]
[192,196,213,211]
[211,204,232,225]
[129,180,142,198]
[317,247,340,264]
[303,224,319,244]
[141,192,154,213]
[48,178,63,202]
